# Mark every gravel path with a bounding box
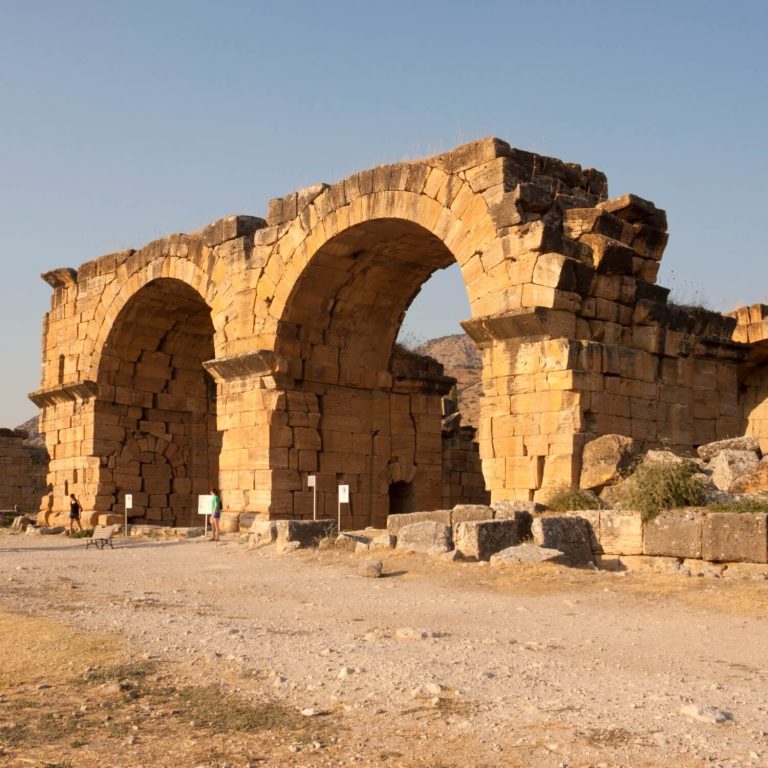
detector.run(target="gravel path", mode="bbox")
[1,531,767,767]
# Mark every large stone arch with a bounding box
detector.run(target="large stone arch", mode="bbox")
[33,137,759,526]
[88,277,221,525]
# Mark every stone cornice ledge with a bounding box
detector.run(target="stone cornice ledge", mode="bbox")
[29,380,98,407]
[462,307,577,346]
[203,350,287,382]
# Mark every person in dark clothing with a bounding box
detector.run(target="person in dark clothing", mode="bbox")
[68,493,82,535]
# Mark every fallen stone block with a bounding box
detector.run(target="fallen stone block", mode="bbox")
[721,562,768,580]
[451,504,494,524]
[560,510,601,554]
[39,526,65,535]
[335,532,371,551]
[643,508,704,558]
[387,510,452,537]
[395,521,452,554]
[701,513,768,563]
[681,559,726,578]
[697,435,760,462]
[490,543,564,565]
[709,449,760,492]
[600,510,643,555]
[358,559,383,578]
[98,514,123,526]
[531,516,594,566]
[370,533,396,550]
[248,520,277,548]
[580,434,636,490]
[275,519,337,549]
[728,459,768,493]
[454,519,520,561]
[491,499,539,539]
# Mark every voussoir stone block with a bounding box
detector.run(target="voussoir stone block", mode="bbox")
[531,516,594,566]
[701,513,768,563]
[395,521,452,554]
[454,519,520,561]
[643,508,704,559]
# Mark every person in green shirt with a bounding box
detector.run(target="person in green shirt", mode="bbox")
[210,488,222,541]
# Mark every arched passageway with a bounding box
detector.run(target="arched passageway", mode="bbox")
[93,278,220,525]
[274,219,471,527]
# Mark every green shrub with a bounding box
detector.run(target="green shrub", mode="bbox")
[620,459,707,522]
[707,497,768,514]
[546,486,603,512]
[70,528,93,539]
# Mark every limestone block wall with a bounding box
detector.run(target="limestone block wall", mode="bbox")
[730,304,768,454]
[31,137,763,520]
[0,430,49,514]
[441,426,490,508]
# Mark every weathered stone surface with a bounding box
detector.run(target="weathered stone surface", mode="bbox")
[387,510,452,537]
[728,458,768,493]
[531,516,594,566]
[560,510,601,553]
[580,434,636,490]
[395,521,452,554]
[599,510,643,555]
[219,512,242,533]
[248,519,277,548]
[643,508,704,559]
[697,435,761,462]
[451,504,494,524]
[490,543,564,564]
[709,450,760,492]
[701,513,768,563]
[454,519,520,560]
[275,519,337,549]
[491,501,537,539]
[370,533,396,550]
[358,559,383,578]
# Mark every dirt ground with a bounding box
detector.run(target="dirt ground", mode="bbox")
[0,530,766,768]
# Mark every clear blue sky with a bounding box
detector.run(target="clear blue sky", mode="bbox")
[1,0,766,426]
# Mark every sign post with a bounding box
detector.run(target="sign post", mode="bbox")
[198,494,214,537]
[337,484,349,532]
[124,494,133,536]
[308,475,317,520]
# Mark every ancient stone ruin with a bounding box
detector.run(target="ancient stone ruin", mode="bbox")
[24,137,768,530]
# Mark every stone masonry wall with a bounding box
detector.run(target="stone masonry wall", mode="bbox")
[31,137,763,523]
[0,430,49,514]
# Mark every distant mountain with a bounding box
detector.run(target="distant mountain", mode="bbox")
[16,415,45,449]
[417,334,482,428]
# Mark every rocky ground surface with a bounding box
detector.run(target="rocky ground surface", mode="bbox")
[0,530,767,768]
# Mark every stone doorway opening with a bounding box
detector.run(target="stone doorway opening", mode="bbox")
[94,278,221,526]
[388,480,416,516]
[275,218,486,528]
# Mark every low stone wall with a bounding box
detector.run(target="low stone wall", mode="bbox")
[565,508,768,565]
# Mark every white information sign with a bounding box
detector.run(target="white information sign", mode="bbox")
[198,494,214,516]
[307,475,316,488]
[125,494,133,509]
[338,485,349,503]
